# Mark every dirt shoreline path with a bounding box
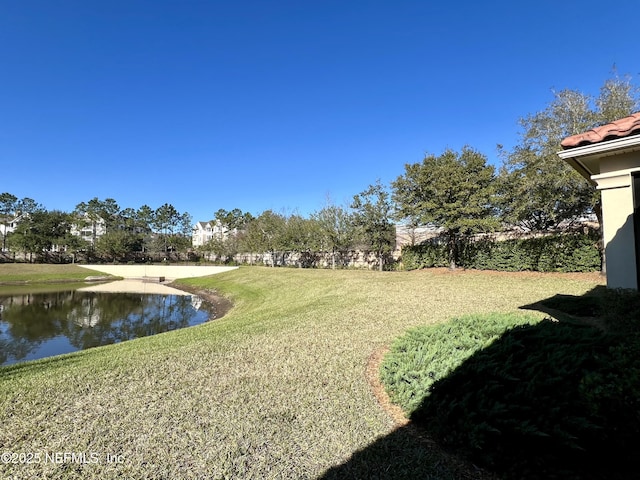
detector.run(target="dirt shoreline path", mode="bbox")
[77,279,195,295]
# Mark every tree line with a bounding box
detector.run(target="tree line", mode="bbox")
[212,75,637,271]
[0,196,192,262]
[1,75,638,268]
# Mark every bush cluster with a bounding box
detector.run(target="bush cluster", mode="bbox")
[402,230,601,272]
[379,313,539,413]
[380,303,640,479]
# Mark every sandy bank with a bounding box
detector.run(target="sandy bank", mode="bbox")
[78,265,238,280]
[78,278,233,318]
[77,279,193,295]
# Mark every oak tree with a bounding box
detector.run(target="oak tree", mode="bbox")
[499,75,640,231]
[392,147,499,269]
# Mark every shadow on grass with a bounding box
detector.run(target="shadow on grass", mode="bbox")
[320,423,497,480]
[322,287,640,480]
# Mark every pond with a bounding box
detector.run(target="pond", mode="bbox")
[0,284,216,366]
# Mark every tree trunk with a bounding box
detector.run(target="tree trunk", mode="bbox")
[448,232,457,270]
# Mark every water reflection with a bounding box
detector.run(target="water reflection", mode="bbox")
[0,289,211,366]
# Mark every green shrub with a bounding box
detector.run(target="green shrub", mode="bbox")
[400,242,449,270]
[380,313,539,414]
[600,288,640,333]
[540,287,640,332]
[401,230,601,272]
[381,312,640,479]
[541,293,602,317]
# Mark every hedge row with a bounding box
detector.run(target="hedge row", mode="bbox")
[401,231,601,272]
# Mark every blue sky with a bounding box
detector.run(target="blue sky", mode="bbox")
[1,1,638,223]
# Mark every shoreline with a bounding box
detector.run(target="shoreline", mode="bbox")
[168,281,234,320]
[77,279,194,296]
[77,278,234,321]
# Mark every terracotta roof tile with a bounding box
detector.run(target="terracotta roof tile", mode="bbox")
[560,112,640,149]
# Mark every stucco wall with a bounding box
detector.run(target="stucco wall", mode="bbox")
[599,182,637,289]
[591,154,640,289]
[599,150,640,175]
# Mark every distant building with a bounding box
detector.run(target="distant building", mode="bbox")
[192,220,229,247]
[69,215,107,245]
[0,214,25,251]
[1,213,107,252]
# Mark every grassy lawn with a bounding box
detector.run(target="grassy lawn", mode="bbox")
[0,267,602,479]
[0,263,111,284]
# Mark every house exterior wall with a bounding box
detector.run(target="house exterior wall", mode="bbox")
[594,172,637,289]
[559,135,640,290]
[590,155,640,289]
[599,150,640,175]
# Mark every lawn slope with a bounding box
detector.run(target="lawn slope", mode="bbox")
[0,263,112,284]
[0,267,601,479]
